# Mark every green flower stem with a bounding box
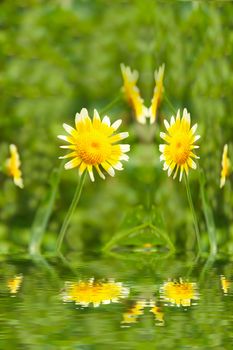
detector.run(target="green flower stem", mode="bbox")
[149,223,175,253]
[56,171,86,254]
[164,94,177,114]
[29,161,64,256]
[99,94,121,115]
[199,168,217,256]
[184,173,201,254]
[102,224,147,252]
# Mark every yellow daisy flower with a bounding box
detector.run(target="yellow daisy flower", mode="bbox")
[149,63,165,124]
[62,278,129,308]
[220,275,230,295]
[121,63,165,125]
[7,274,23,294]
[220,144,230,188]
[120,63,148,124]
[160,279,199,307]
[58,108,130,182]
[159,108,200,181]
[6,144,24,188]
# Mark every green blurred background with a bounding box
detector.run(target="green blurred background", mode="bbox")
[0,0,232,255]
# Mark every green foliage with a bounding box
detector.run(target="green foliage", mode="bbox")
[0,0,232,254]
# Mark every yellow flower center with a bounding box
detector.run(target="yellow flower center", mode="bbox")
[64,281,125,306]
[170,132,190,165]
[76,132,112,165]
[163,281,196,306]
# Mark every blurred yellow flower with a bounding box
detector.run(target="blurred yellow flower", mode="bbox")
[7,274,23,294]
[161,279,198,307]
[220,276,230,294]
[62,279,129,307]
[6,144,24,188]
[159,108,200,181]
[120,63,165,124]
[120,63,148,124]
[58,108,130,182]
[149,63,165,124]
[220,144,230,188]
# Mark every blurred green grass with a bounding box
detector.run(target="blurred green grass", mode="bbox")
[0,0,232,254]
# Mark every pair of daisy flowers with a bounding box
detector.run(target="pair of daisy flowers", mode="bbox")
[7,108,230,187]
[58,107,200,182]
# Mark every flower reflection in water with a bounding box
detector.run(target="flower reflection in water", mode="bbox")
[160,278,199,307]
[7,274,23,295]
[62,278,129,308]
[122,299,164,327]
[220,276,230,295]
[150,303,164,326]
[122,300,145,325]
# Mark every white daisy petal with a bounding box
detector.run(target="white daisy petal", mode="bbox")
[188,159,197,169]
[163,162,170,171]
[75,112,81,125]
[191,123,198,134]
[160,132,167,141]
[173,166,179,179]
[183,108,190,124]
[60,145,76,150]
[59,151,77,159]
[164,119,170,130]
[57,135,70,142]
[120,144,130,153]
[120,154,129,161]
[95,165,105,180]
[176,109,181,121]
[179,168,184,182]
[168,167,173,177]
[118,132,129,140]
[160,154,165,161]
[108,167,115,177]
[100,162,115,177]
[159,144,165,152]
[80,108,89,119]
[191,154,200,159]
[14,178,24,189]
[65,158,82,170]
[87,166,95,182]
[111,119,122,130]
[102,116,111,126]
[93,109,100,120]
[63,123,76,136]
[171,116,175,125]
[194,135,201,141]
[112,162,123,170]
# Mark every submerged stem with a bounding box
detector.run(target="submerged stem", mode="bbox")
[184,173,201,254]
[56,171,86,253]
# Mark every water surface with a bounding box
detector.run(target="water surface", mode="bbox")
[1,252,233,349]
